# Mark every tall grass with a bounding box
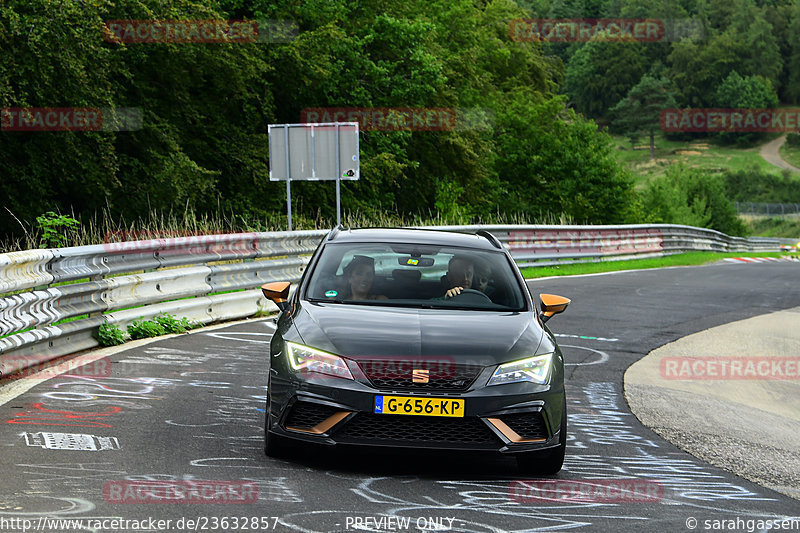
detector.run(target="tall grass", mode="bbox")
[743,216,800,239]
[1,207,574,253]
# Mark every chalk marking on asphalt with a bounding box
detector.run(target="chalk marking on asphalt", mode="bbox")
[556,333,619,342]
[0,317,276,407]
[203,332,272,344]
[0,350,120,409]
[560,345,610,366]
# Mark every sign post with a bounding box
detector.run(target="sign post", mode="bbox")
[268,122,359,230]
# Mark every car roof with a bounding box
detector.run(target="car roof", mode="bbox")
[326,227,502,251]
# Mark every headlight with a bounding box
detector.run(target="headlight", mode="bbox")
[487,354,553,386]
[285,342,354,380]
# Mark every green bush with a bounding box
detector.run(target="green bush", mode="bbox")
[127,319,167,340]
[36,211,80,249]
[95,323,126,346]
[724,166,800,203]
[787,133,800,147]
[642,165,747,236]
[154,313,197,334]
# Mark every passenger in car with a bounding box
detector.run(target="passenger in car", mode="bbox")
[441,255,474,299]
[342,255,388,301]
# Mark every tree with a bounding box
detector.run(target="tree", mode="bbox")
[668,0,783,107]
[729,3,783,90]
[0,0,123,236]
[564,38,648,120]
[786,2,800,104]
[494,91,639,224]
[696,0,743,33]
[611,75,678,159]
[0,0,272,236]
[1,0,682,242]
[713,71,779,145]
[263,0,551,221]
[668,32,742,107]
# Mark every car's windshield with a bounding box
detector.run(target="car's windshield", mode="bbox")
[305,242,526,311]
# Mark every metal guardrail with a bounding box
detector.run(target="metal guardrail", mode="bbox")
[429,224,781,266]
[0,224,784,377]
[0,231,327,376]
[736,202,800,219]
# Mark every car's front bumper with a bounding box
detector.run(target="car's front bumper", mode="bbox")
[267,373,565,453]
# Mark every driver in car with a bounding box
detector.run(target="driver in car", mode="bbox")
[441,255,474,299]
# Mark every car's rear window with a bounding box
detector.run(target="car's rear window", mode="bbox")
[304,242,527,311]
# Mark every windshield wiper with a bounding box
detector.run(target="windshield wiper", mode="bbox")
[308,297,345,304]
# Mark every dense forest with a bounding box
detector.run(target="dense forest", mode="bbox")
[2,0,799,243]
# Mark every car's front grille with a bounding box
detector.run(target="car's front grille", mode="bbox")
[499,412,549,440]
[284,402,341,430]
[336,414,499,446]
[356,359,484,391]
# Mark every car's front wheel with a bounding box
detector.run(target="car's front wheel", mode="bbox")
[516,397,566,475]
[264,389,289,457]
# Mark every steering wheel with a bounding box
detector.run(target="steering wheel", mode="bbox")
[448,288,492,303]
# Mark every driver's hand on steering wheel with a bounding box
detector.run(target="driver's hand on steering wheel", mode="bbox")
[445,286,464,299]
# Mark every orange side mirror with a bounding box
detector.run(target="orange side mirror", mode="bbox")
[261,281,291,311]
[539,293,570,323]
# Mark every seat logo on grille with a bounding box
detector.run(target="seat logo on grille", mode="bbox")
[412,369,430,383]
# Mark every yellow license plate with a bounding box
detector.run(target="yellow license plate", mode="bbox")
[374,395,464,417]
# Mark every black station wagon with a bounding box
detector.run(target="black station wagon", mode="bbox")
[261,227,570,474]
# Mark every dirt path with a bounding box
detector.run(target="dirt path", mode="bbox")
[760,134,800,173]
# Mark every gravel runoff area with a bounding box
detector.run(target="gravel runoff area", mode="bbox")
[624,306,800,501]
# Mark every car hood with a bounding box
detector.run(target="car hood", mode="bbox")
[291,302,546,366]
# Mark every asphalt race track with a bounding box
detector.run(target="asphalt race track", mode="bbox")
[1,261,799,533]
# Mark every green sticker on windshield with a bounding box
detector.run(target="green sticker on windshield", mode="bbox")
[406,258,419,265]
[325,290,338,298]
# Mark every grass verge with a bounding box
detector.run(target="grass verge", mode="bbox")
[779,142,800,170]
[521,251,794,279]
[611,133,782,188]
[744,217,800,238]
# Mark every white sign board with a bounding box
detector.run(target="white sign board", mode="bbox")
[268,122,360,229]
[269,122,359,181]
